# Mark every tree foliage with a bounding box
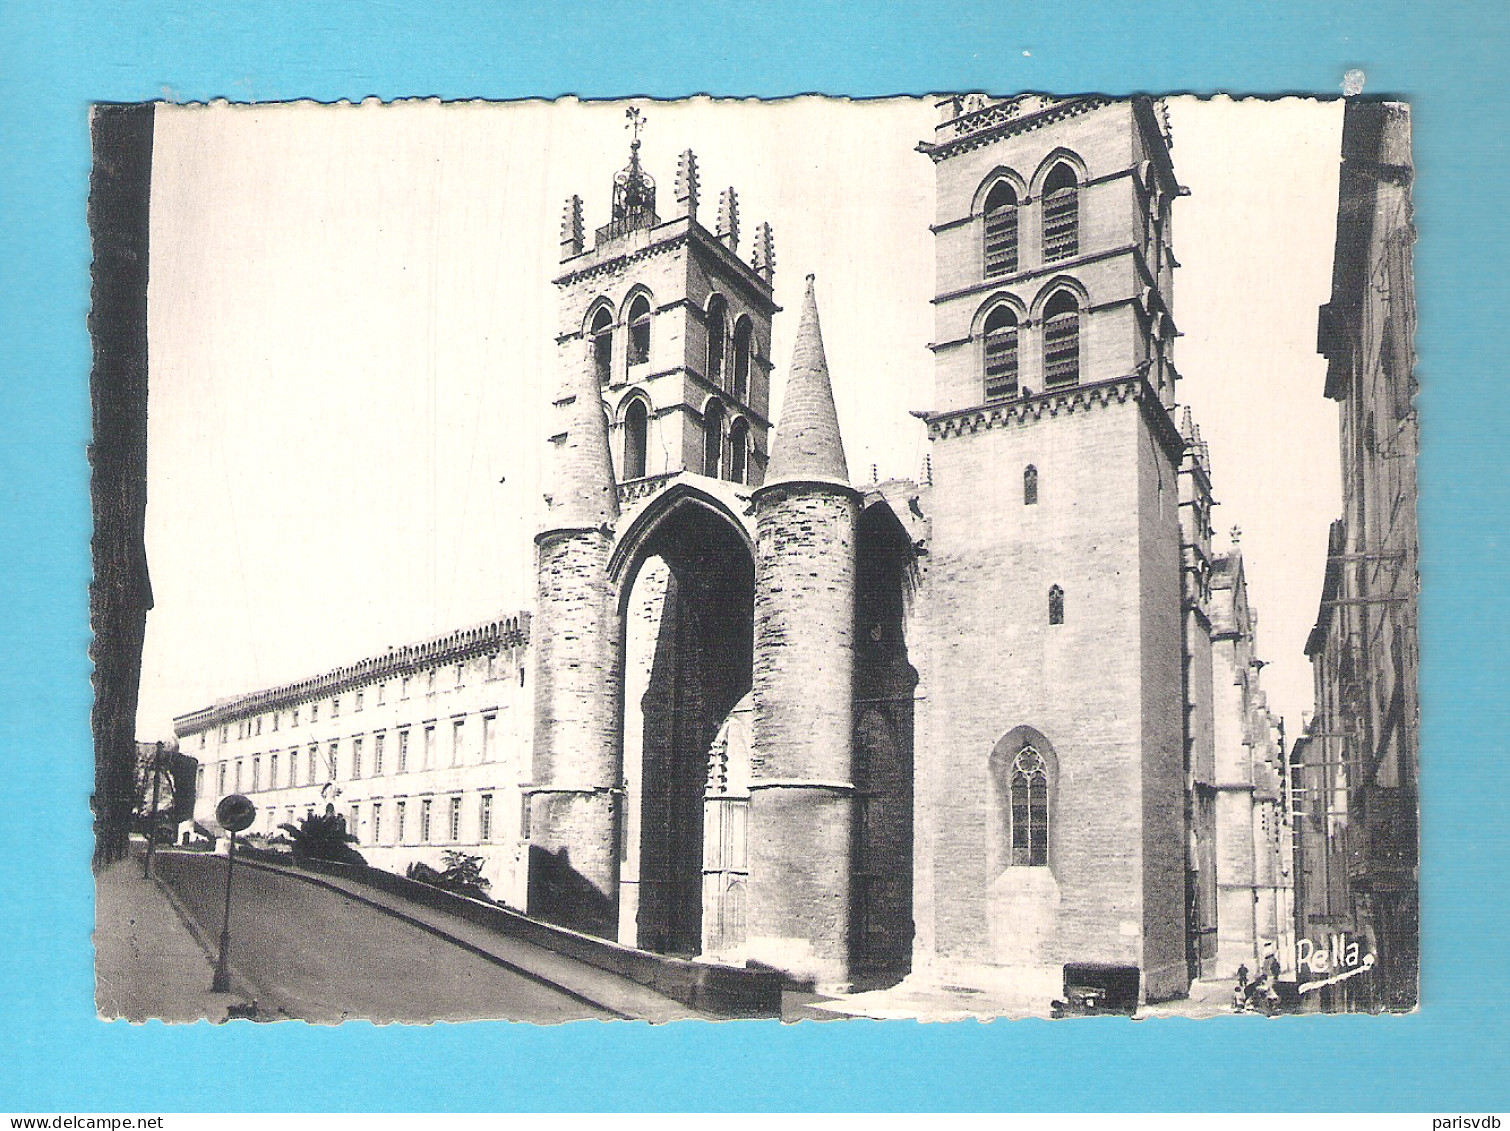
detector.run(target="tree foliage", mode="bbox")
[278,806,366,866]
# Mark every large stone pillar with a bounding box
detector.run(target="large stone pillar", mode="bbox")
[527,325,623,939]
[747,482,859,989]
[743,275,859,990]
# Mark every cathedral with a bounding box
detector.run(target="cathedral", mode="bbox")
[180,94,1294,1005]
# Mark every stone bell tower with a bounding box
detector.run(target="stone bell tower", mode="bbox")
[554,111,778,491]
[915,95,1190,1001]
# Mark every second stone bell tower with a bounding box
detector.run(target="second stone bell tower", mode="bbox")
[554,110,779,492]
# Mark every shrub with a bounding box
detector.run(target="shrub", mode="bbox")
[278,805,366,867]
[406,851,492,901]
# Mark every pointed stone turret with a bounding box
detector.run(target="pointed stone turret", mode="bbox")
[746,271,861,992]
[528,318,622,939]
[544,360,619,532]
[766,275,849,486]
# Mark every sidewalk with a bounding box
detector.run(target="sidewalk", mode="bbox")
[93,850,260,1023]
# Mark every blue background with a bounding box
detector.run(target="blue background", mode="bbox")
[2,0,1506,1112]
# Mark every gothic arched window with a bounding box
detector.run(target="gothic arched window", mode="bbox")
[1024,464,1038,505]
[728,417,749,484]
[732,316,753,403]
[1010,747,1049,866]
[623,397,649,480]
[706,294,728,388]
[591,306,613,386]
[1048,584,1065,625]
[1042,163,1080,262]
[983,181,1020,277]
[1042,290,1081,388]
[982,305,1020,401]
[627,294,652,367]
[703,398,725,479]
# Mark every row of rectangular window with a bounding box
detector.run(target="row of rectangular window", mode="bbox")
[211,714,506,796]
[274,792,505,848]
[209,661,526,746]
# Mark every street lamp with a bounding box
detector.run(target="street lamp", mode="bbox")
[211,793,256,994]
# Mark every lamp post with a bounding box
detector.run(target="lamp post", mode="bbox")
[211,793,256,994]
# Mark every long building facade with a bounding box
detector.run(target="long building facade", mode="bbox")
[177,95,1297,1004]
[1296,99,1419,1011]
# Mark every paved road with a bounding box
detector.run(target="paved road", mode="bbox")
[157,853,617,1024]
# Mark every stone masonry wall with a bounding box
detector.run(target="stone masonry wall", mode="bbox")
[529,529,622,937]
[747,484,858,988]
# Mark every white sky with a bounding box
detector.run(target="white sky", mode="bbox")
[137,95,1343,742]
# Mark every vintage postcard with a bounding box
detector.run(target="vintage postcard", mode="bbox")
[90,94,1418,1024]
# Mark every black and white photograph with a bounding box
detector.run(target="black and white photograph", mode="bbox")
[90,93,1419,1024]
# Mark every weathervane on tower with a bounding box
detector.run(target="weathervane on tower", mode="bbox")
[613,106,656,223]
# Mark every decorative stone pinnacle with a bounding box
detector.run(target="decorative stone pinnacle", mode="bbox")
[560,195,584,260]
[675,149,700,220]
[717,187,740,252]
[752,222,776,285]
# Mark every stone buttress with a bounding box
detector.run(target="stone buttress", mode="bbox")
[746,276,861,990]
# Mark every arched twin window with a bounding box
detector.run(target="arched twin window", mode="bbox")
[1009,747,1049,867]
[983,181,1020,277]
[591,307,613,386]
[1041,163,1080,262]
[706,295,728,388]
[622,397,649,480]
[732,317,753,404]
[627,294,652,367]
[703,398,725,479]
[1042,290,1081,389]
[982,306,1020,401]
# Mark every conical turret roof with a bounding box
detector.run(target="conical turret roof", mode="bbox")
[766,275,849,485]
[544,360,620,531]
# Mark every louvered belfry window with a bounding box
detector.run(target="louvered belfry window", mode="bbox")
[983,182,1019,277]
[982,306,1020,401]
[1043,291,1081,388]
[1042,163,1079,262]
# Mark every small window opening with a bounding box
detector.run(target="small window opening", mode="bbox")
[1043,291,1081,389]
[1042,163,1080,262]
[1024,464,1038,505]
[732,317,752,403]
[703,399,724,479]
[623,397,648,479]
[627,295,651,367]
[1010,747,1049,866]
[591,307,613,385]
[1049,584,1065,625]
[706,295,727,387]
[983,306,1020,401]
[983,181,1019,277]
[728,417,750,485]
